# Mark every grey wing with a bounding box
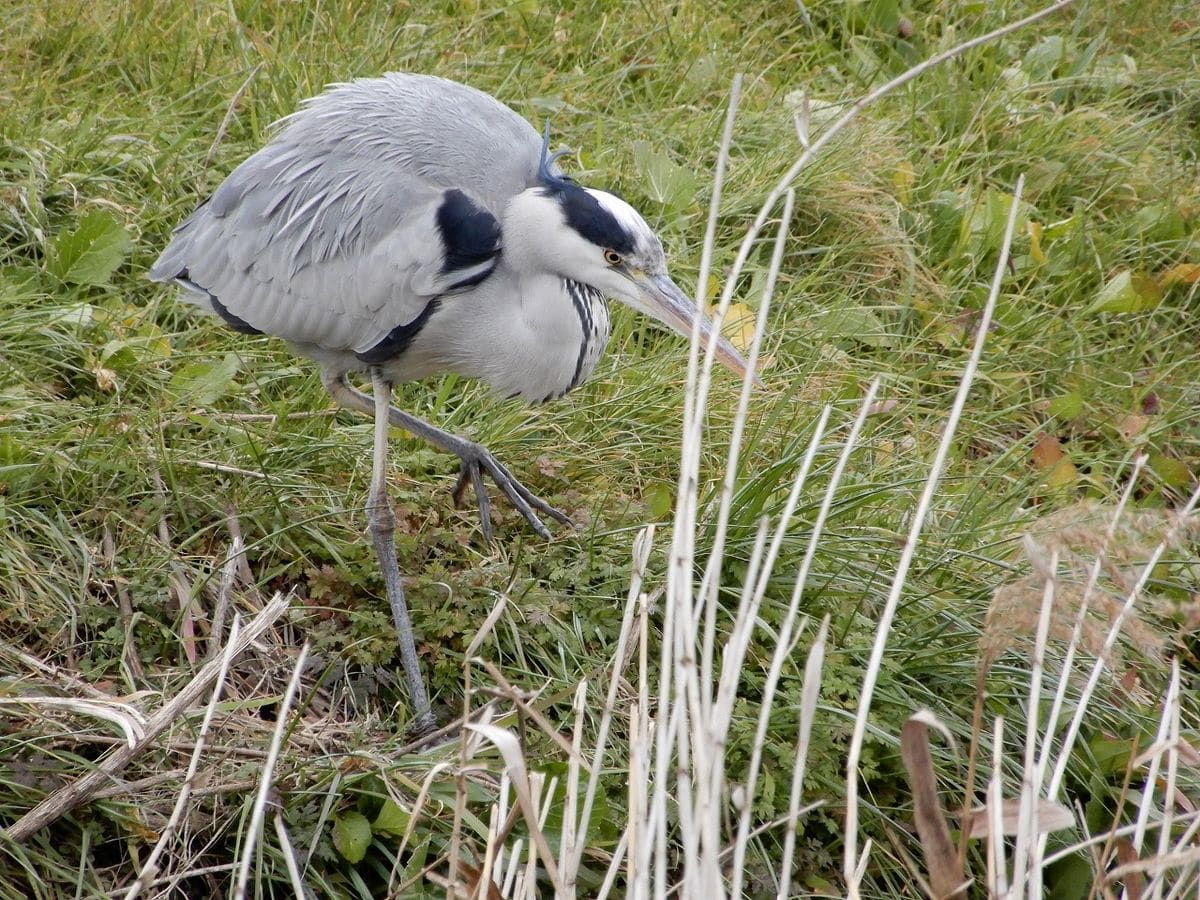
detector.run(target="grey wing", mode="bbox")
[150,144,496,354]
[149,72,545,356]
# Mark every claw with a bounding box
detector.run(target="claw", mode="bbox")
[451,444,573,540]
[467,461,493,543]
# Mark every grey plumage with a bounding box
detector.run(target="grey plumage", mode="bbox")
[150,72,750,734]
[153,76,539,365]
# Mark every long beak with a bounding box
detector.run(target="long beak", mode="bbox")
[628,271,763,387]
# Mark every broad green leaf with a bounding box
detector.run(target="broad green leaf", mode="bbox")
[705,273,721,302]
[1022,35,1066,79]
[1087,53,1137,89]
[371,799,410,837]
[847,36,885,84]
[1,266,42,297]
[48,211,132,286]
[1044,457,1078,489]
[962,190,1037,259]
[1086,271,1161,315]
[686,52,720,88]
[401,837,431,883]
[100,329,172,371]
[1047,392,1083,420]
[135,323,172,360]
[1150,454,1191,488]
[1087,736,1133,776]
[842,0,899,33]
[644,482,673,519]
[1064,34,1105,81]
[1046,853,1093,900]
[1024,159,1067,196]
[168,352,239,406]
[1133,202,1185,243]
[504,0,539,17]
[820,305,898,349]
[1088,269,1133,315]
[631,141,697,214]
[42,303,98,328]
[332,811,372,863]
[1042,216,1077,241]
[1130,273,1163,306]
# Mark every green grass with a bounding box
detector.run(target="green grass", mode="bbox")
[2,0,1199,897]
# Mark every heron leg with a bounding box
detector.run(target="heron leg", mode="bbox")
[368,371,438,737]
[323,370,573,543]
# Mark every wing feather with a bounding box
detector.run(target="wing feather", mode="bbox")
[149,73,545,356]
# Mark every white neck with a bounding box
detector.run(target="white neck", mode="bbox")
[500,189,571,276]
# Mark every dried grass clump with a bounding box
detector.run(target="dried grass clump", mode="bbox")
[982,500,1200,671]
[776,98,947,311]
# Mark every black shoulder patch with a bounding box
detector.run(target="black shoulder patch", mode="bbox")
[355,298,441,365]
[543,182,636,256]
[436,189,500,276]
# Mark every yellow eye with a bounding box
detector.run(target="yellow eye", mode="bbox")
[603,249,623,266]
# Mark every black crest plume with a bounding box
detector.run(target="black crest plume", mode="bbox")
[538,120,575,189]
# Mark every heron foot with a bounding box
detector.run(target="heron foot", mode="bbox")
[449,443,574,543]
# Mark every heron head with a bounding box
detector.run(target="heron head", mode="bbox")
[517,169,755,384]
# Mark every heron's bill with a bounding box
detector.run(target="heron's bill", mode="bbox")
[634,272,763,387]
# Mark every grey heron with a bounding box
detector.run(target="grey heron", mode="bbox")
[150,73,751,735]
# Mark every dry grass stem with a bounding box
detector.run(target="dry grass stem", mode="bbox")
[1011,550,1059,897]
[4,593,290,842]
[152,471,200,665]
[208,528,244,660]
[125,615,244,900]
[776,615,830,899]
[272,810,308,899]
[0,697,147,749]
[982,492,1199,670]
[1043,481,1200,809]
[465,723,563,894]
[233,640,310,900]
[176,459,267,479]
[205,63,264,166]
[988,716,1009,897]
[730,389,868,898]
[843,174,1027,894]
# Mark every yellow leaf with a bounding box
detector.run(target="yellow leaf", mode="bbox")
[1026,220,1046,266]
[1045,457,1078,488]
[1159,263,1200,286]
[718,302,757,352]
[706,273,722,303]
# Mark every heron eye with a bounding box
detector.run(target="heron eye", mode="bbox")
[603,249,623,266]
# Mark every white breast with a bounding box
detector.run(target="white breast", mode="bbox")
[375,270,611,404]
